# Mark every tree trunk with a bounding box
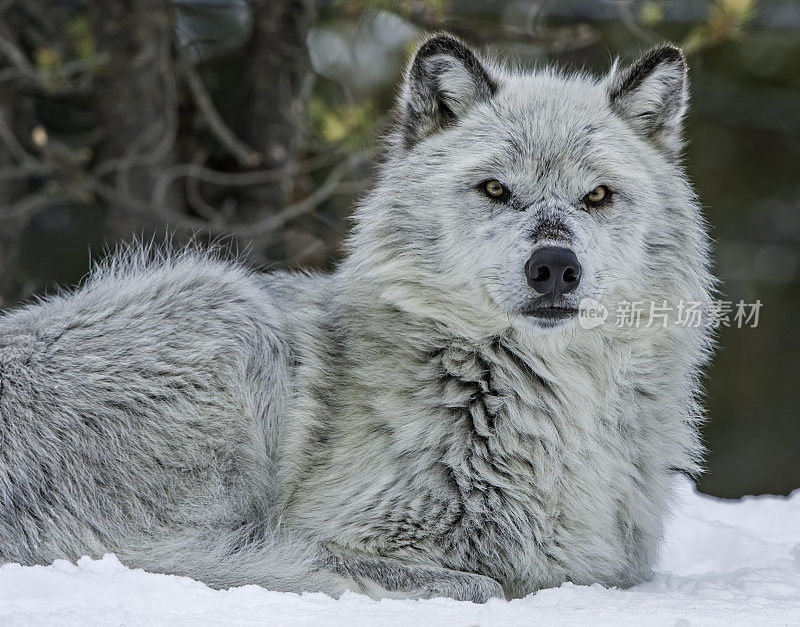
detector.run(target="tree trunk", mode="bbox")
[0,91,24,308]
[239,0,315,258]
[88,0,179,238]
[0,17,32,307]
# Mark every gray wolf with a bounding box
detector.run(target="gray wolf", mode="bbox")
[0,34,714,602]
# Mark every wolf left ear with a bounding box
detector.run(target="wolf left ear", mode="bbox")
[398,34,498,150]
[608,45,688,158]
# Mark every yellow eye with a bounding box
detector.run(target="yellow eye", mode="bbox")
[483,179,506,199]
[585,185,610,206]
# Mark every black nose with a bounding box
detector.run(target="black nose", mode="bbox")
[525,246,582,296]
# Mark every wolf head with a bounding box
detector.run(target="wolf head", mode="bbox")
[345,34,712,338]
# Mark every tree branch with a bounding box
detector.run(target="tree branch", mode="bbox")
[179,53,261,167]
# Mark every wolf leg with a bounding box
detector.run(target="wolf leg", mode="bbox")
[123,531,503,601]
[320,545,505,602]
[119,527,359,597]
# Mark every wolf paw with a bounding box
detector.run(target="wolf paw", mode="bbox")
[421,572,505,603]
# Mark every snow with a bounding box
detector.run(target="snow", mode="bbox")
[2,477,799,626]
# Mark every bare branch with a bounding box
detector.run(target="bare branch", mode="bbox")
[400,6,599,54]
[150,146,361,210]
[241,159,360,237]
[525,0,548,36]
[0,0,17,15]
[0,52,109,91]
[152,163,282,209]
[184,150,226,226]
[90,14,179,211]
[180,54,261,167]
[0,22,32,74]
[614,0,660,45]
[89,179,205,234]
[0,110,35,165]
[0,189,54,221]
[0,162,54,179]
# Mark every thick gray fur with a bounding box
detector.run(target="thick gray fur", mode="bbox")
[0,34,714,602]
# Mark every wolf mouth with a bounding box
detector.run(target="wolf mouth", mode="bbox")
[521,306,579,321]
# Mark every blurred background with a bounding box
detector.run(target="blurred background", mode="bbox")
[0,0,797,498]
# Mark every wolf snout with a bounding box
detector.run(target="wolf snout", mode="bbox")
[525,247,582,296]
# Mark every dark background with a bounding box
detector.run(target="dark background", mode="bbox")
[1,0,797,498]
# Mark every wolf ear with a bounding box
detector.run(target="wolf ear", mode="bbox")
[608,45,688,158]
[398,33,498,150]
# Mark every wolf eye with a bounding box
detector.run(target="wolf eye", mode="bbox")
[584,185,611,208]
[481,179,510,203]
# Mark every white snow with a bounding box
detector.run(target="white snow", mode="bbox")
[2,477,799,626]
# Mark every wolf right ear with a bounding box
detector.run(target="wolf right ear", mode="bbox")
[398,34,498,150]
[608,45,689,159]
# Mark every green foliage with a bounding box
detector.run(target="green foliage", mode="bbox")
[332,0,447,20]
[32,46,65,93]
[33,47,61,71]
[682,0,757,54]
[67,15,96,60]
[309,98,379,147]
[30,15,98,94]
[639,1,665,27]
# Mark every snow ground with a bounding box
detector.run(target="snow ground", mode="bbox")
[1,477,799,626]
